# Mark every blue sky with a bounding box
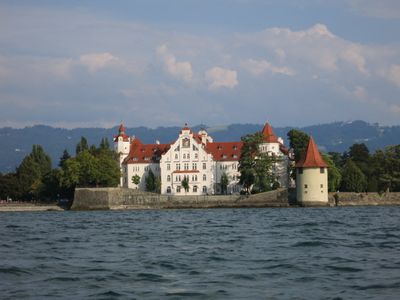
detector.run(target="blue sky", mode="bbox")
[1,0,400,128]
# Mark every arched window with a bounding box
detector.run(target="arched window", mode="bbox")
[167,186,171,193]
[167,175,171,182]
[202,186,207,193]
[193,185,198,192]
[203,174,206,181]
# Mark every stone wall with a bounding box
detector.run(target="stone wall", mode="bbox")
[71,188,289,210]
[71,188,400,211]
[329,192,400,206]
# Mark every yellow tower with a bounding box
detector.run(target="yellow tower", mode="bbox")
[295,137,329,205]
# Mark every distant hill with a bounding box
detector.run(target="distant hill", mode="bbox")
[1,120,399,173]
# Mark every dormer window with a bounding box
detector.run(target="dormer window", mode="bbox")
[222,155,227,159]
[233,145,237,150]
[144,157,150,161]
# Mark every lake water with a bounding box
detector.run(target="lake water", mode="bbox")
[1,207,400,299]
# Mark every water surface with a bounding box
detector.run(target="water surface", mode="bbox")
[1,207,400,299]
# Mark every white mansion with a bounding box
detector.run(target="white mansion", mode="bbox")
[114,122,291,195]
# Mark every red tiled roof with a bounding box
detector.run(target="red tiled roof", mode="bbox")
[261,122,279,143]
[113,123,130,142]
[295,137,328,168]
[123,139,170,164]
[205,142,243,161]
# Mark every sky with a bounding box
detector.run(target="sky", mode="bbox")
[0,0,400,129]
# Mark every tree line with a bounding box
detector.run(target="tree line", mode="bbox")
[0,137,120,202]
[287,129,400,193]
[237,129,400,194]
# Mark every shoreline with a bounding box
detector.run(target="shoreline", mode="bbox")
[0,203,63,212]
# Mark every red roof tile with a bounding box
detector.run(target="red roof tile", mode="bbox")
[123,139,170,164]
[205,142,243,161]
[295,137,328,168]
[261,122,279,143]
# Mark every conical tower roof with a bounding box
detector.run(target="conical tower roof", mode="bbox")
[295,137,328,168]
[261,122,279,143]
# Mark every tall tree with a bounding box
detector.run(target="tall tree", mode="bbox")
[340,159,367,192]
[287,129,310,162]
[322,153,342,192]
[220,172,229,194]
[76,136,89,155]
[59,149,71,167]
[239,132,274,193]
[145,169,156,192]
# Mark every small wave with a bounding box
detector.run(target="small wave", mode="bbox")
[136,272,169,282]
[354,281,400,290]
[326,265,363,272]
[166,291,207,297]
[0,266,31,276]
[292,241,327,247]
[44,276,80,282]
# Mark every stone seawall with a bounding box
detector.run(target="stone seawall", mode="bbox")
[329,192,400,206]
[71,188,289,211]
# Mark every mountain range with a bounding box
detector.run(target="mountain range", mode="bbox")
[1,120,399,173]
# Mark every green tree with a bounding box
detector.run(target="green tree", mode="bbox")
[58,158,80,198]
[0,173,20,200]
[239,132,274,193]
[16,145,52,200]
[322,153,342,192]
[220,172,229,194]
[76,136,89,155]
[132,174,141,187]
[287,129,310,162]
[373,145,400,192]
[59,149,71,167]
[145,169,156,192]
[96,152,120,187]
[76,150,100,187]
[340,159,367,192]
[181,176,189,193]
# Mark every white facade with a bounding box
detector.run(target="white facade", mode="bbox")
[296,167,328,203]
[159,127,215,195]
[115,122,290,195]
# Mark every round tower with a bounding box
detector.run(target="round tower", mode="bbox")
[295,137,329,205]
[113,124,131,186]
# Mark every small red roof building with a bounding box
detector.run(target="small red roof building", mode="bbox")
[295,137,328,168]
[261,123,279,143]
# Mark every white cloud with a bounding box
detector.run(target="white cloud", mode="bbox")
[205,67,238,89]
[241,59,294,76]
[79,52,118,73]
[382,64,400,87]
[156,44,193,83]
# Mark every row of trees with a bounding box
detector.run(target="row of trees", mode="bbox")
[0,137,120,202]
[287,129,400,193]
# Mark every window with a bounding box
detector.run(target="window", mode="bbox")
[320,184,323,188]
[184,163,189,170]
[176,186,181,193]
[195,153,198,159]
[192,163,197,170]
[183,154,186,159]
[167,175,171,182]
[145,166,149,171]
[167,164,170,171]
[175,153,178,159]
[203,163,206,170]
[167,186,171,193]
[203,174,207,181]
[193,186,198,192]
[320,168,325,174]
[187,153,190,159]
[176,163,180,170]
[304,184,308,188]
[202,186,207,193]
[298,168,303,174]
